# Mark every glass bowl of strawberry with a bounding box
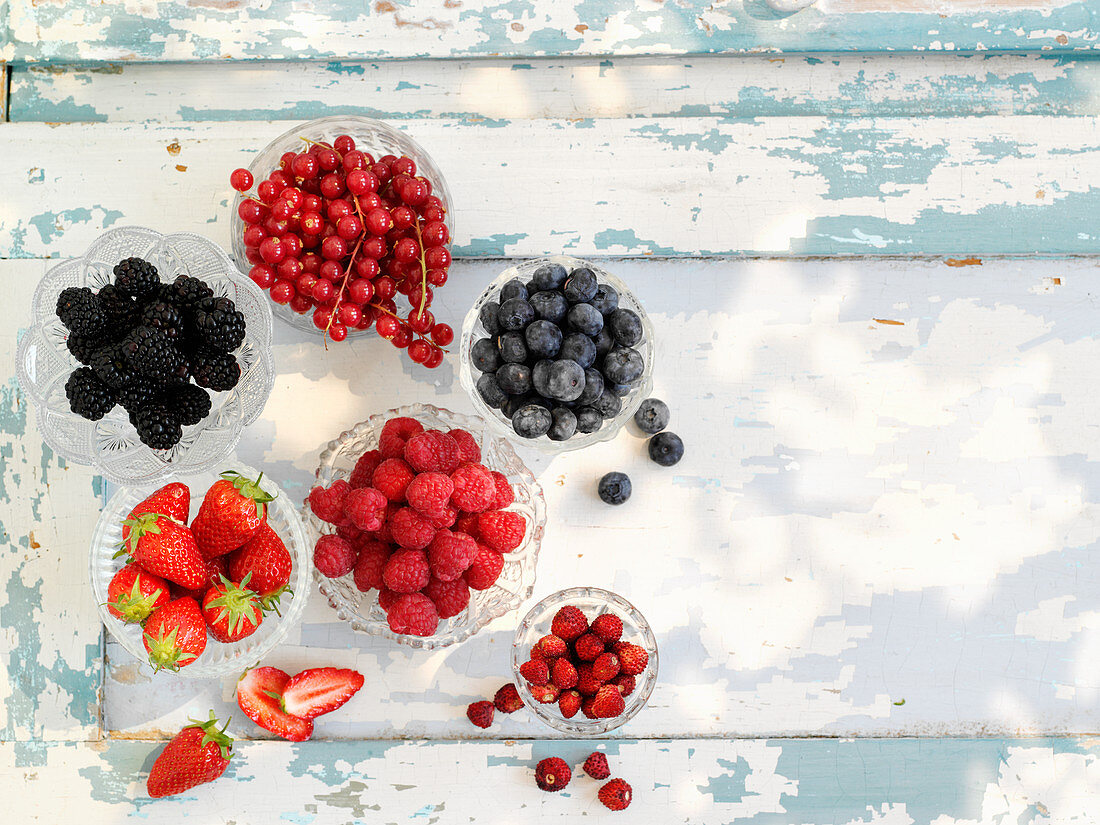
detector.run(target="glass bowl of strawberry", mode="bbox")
[228,116,455,366]
[305,403,546,649]
[89,463,312,679]
[511,587,658,734]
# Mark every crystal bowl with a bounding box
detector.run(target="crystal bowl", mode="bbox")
[15,226,275,486]
[89,463,311,679]
[229,115,454,338]
[512,587,658,735]
[458,255,655,453]
[308,403,545,649]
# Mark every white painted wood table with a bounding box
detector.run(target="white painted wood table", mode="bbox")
[3,3,1100,821]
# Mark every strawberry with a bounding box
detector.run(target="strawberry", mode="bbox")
[200,575,265,643]
[493,683,524,714]
[236,666,313,742]
[281,667,364,720]
[192,471,275,559]
[119,511,206,590]
[466,700,494,729]
[598,778,632,811]
[558,689,582,719]
[227,523,293,609]
[590,684,626,718]
[146,711,232,799]
[122,482,190,548]
[519,658,550,686]
[143,597,208,672]
[105,563,170,623]
[172,555,229,602]
[614,642,649,676]
[551,605,588,641]
[583,751,611,780]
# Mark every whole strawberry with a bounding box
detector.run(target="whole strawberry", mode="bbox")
[201,574,265,643]
[192,471,275,559]
[122,482,190,547]
[534,756,571,792]
[493,683,524,714]
[227,523,292,606]
[598,778,632,811]
[467,700,494,729]
[120,511,207,590]
[105,563,170,623]
[143,597,208,672]
[147,711,233,798]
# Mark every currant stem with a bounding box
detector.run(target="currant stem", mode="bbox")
[413,218,429,317]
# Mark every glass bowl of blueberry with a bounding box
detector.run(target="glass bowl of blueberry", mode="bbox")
[15,226,275,485]
[458,256,655,453]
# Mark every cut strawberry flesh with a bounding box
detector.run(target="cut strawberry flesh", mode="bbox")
[236,666,313,742]
[281,667,365,720]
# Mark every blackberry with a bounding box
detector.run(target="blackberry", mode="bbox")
[597,472,632,505]
[141,299,184,343]
[161,275,214,314]
[90,345,136,390]
[161,383,211,426]
[65,335,100,365]
[96,284,140,333]
[648,431,684,467]
[56,287,107,339]
[113,257,160,299]
[121,326,184,378]
[191,296,245,353]
[512,404,552,439]
[65,367,116,421]
[117,376,160,413]
[634,398,669,434]
[130,404,182,450]
[191,348,241,392]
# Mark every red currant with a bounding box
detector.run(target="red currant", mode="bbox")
[317,149,339,171]
[270,280,294,303]
[337,215,363,241]
[230,168,254,192]
[290,294,313,314]
[334,134,356,153]
[277,258,303,280]
[400,178,428,206]
[245,247,264,265]
[263,216,291,237]
[243,224,267,247]
[376,314,399,339]
[296,273,318,295]
[430,323,453,346]
[301,252,322,274]
[354,257,380,279]
[426,268,448,287]
[408,285,433,307]
[346,170,379,196]
[303,194,323,213]
[292,153,319,179]
[391,325,412,348]
[338,304,362,326]
[259,237,285,264]
[300,211,325,235]
[370,162,391,184]
[319,260,342,281]
[249,264,275,289]
[269,170,292,191]
[328,322,348,342]
[362,236,386,259]
[348,278,374,304]
[393,237,420,263]
[424,246,450,269]
[374,276,396,300]
[313,307,334,330]
[312,279,335,304]
[421,220,448,246]
[365,208,393,235]
[358,193,383,212]
[407,309,434,334]
[408,339,431,364]
[320,173,345,199]
[420,205,445,223]
[321,235,348,261]
[423,346,444,368]
[342,150,367,172]
[392,157,416,177]
[279,151,297,170]
[281,233,303,258]
[326,198,354,222]
[391,205,415,230]
[238,200,266,224]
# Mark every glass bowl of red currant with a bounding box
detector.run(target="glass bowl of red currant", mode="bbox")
[228,116,456,367]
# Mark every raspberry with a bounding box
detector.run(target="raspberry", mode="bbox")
[529,683,559,704]
[309,480,351,524]
[447,428,481,464]
[352,539,391,592]
[382,416,424,442]
[406,471,454,516]
[574,633,604,662]
[583,752,611,780]
[551,606,588,641]
[614,642,649,676]
[487,471,514,510]
[336,523,363,543]
[378,431,408,459]
[422,575,470,619]
[534,635,568,660]
[463,543,504,590]
[466,700,494,729]
[382,549,430,593]
[449,463,495,513]
[558,689,582,719]
[370,502,401,544]
[404,430,460,473]
[590,684,625,718]
[371,458,415,502]
[598,778,632,811]
[493,683,524,714]
[550,658,578,690]
[519,659,549,686]
[576,663,603,696]
[453,512,479,536]
[342,487,387,531]
[349,449,383,488]
[591,613,623,643]
[385,592,438,636]
[592,652,621,682]
[390,507,436,550]
[427,505,458,529]
[427,530,477,582]
[377,588,401,611]
[314,534,356,577]
[476,511,526,553]
[534,757,571,792]
[612,674,636,697]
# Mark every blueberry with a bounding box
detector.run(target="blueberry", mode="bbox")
[590,284,620,315]
[529,290,568,324]
[597,471,631,505]
[525,319,563,359]
[479,301,501,335]
[602,346,644,384]
[503,393,551,418]
[512,404,552,438]
[593,326,615,358]
[476,373,507,409]
[592,387,622,419]
[548,407,578,441]
[499,278,529,303]
[609,381,634,397]
[634,398,669,434]
[498,331,528,364]
[496,362,532,395]
[609,308,643,346]
[471,338,499,372]
[498,298,535,331]
[532,359,553,397]
[559,333,596,369]
[648,431,684,466]
[546,359,586,402]
[576,368,604,406]
[563,267,598,303]
[567,303,604,337]
[529,263,568,292]
[575,406,604,433]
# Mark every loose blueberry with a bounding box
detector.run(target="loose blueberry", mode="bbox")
[476,373,508,409]
[559,333,596,369]
[609,308,643,346]
[479,301,501,335]
[499,278,529,303]
[546,359,586,402]
[525,319,563,359]
[593,326,615,358]
[575,406,604,433]
[567,303,604,337]
[529,263,569,292]
[634,398,669,434]
[590,284,620,315]
[497,298,535,331]
[548,407,578,441]
[471,338,500,373]
[592,387,622,419]
[576,368,605,406]
[512,404,553,438]
[648,431,684,466]
[532,359,553,398]
[602,346,644,384]
[529,290,568,324]
[598,471,631,505]
[496,362,532,396]
[498,331,528,364]
[563,267,598,303]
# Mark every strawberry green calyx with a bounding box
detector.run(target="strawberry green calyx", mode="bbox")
[144,626,198,672]
[220,471,276,520]
[205,574,262,637]
[258,585,291,617]
[105,578,164,624]
[121,511,172,556]
[186,710,234,761]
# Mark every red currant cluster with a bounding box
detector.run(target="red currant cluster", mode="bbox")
[230,133,454,366]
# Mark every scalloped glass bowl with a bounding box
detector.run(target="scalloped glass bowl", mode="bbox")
[229,115,454,338]
[512,587,659,735]
[308,404,545,650]
[14,226,275,486]
[89,463,312,679]
[458,256,655,454]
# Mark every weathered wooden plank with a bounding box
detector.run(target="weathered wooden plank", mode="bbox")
[13,54,1100,123]
[3,0,1098,64]
[1,116,1098,260]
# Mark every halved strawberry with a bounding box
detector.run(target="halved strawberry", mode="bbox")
[236,666,313,742]
[143,597,207,672]
[281,667,364,720]
[120,511,207,590]
[192,471,275,559]
[105,563,170,623]
[122,482,190,548]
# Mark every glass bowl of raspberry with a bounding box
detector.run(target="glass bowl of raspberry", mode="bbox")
[228,116,455,360]
[306,403,546,650]
[511,587,658,735]
[14,226,276,486]
[458,255,655,453]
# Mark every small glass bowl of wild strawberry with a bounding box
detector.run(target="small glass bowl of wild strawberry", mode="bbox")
[511,587,658,735]
[228,116,456,367]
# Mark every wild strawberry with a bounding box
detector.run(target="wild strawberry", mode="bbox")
[493,683,524,714]
[370,458,415,502]
[383,548,430,593]
[406,472,454,517]
[282,667,364,720]
[348,449,383,488]
[120,511,206,589]
[447,428,481,464]
[612,674,636,697]
[422,575,470,619]
[614,642,649,676]
[598,778,632,811]
[143,597,207,672]
[551,658,578,690]
[551,605,588,641]
[590,684,625,718]
[352,539,391,592]
[463,543,504,590]
[146,711,232,798]
[236,666,313,742]
[404,429,460,474]
[386,592,439,636]
[581,696,599,719]
[529,683,559,704]
[308,479,351,523]
[573,632,605,662]
[389,507,436,550]
[427,530,477,581]
[534,634,568,660]
[592,652,621,682]
[448,463,495,513]
[342,487,388,531]
[475,510,525,553]
[313,534,356,578]
[487,471,514,511]
[519,658,550,686]
[466,699,494,729]
[227,523,292,600]
[122,482,190,549]
[576,663,603,696]
[192,471,274,558]
[583,751,611,780]
[105,563,170,623]
[534,757,571,792]
[557,689,582,718]
[591,613,623,643]
[201,575,265,643]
